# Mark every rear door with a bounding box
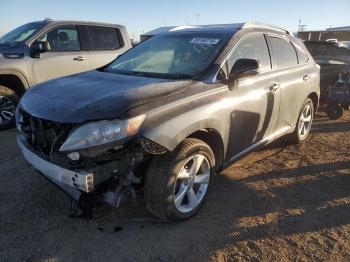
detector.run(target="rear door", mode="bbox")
[267,35,310,133]
[27,25,90,84]
[87,26,128,68]
[224,33,281,159]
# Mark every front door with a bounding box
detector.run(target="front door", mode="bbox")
[26,25,90,85]
[224,33,281,160]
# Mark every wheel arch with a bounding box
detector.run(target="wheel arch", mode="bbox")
[187,129,225,172]
[0,72,29,97]
[308,92,319,115]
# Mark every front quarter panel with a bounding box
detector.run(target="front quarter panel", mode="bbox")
[140,83,231,155]
[0,55,30,88]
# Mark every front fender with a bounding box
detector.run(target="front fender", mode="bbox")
[141,101,230,155]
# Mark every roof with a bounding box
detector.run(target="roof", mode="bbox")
[34,18,125,28]
[141,26,177,36]
[141,22,291,37]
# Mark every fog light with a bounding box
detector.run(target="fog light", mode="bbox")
[67,152,80,161]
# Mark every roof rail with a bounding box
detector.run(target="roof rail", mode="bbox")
[243,21,292,35]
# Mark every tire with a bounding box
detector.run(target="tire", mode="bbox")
[0,86,19,130]
[326,104,344,120]
[289,98,314,144]
[144,138,215,222]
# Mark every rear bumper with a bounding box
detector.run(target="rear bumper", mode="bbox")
[17,135,94,193]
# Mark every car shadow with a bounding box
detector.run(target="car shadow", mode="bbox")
[85,159,349,261]
[311,121,350,134]
[197,160,350,257]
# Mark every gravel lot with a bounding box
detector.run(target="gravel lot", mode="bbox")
[0,109,349,262]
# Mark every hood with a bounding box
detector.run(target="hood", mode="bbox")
[20,70,192,123]
[0,43,24,56]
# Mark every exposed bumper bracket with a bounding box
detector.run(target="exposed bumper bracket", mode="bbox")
[17,135,94,193]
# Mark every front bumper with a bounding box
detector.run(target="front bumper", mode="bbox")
[17,135,94,193]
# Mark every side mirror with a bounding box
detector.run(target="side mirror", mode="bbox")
[31,41,50,57]
[229,58,259,80]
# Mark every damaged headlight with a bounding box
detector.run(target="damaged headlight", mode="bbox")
[59,115,146,152]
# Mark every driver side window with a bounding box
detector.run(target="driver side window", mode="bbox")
[228,34,271,72]
[37,26,81,52]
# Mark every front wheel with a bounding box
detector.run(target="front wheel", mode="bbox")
[0,86,18,130]
[289,98,314,144]
[144,138,215,222]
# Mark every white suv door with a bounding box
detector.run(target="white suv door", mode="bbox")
[26,25,90,84]
[87,26,128,68]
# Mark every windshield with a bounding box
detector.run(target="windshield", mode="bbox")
[106,32,230,79]
[0,22,45,44]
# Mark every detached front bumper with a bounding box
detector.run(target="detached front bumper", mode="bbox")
[17,135,94,193]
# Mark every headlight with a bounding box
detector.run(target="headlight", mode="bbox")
[59,114,146,152]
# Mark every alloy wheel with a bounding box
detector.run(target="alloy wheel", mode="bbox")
[0,95,16,125]
[298,103,313,139]
[173,154,210,213]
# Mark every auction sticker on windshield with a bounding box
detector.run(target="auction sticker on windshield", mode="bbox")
[190,38,220,45]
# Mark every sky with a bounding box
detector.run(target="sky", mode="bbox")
[0,0,349,40]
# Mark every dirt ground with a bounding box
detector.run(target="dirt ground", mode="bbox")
[0,109,349,262]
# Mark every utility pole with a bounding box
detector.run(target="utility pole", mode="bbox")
[196,14,200,25]
[186,16,189,25]
[298,19,307,32]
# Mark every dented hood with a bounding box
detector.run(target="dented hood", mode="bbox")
[20,70,191,123]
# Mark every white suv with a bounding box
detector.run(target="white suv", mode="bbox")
[0,19,131,129]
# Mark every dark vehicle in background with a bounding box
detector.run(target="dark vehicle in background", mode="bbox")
[326,71,350,119]
[0,19,131,130]
[304,41,350,102]
[16,22,320,222]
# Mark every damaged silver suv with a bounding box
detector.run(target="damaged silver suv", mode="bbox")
[16,23,320,222]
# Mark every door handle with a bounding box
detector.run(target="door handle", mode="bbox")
[270,82,281,92]
[73,56,87,61]
[303,75,311,81]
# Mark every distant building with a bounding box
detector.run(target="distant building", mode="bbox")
[327,26,350,31]
[298,26,350,42]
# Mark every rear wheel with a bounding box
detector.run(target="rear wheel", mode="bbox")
[326,104,344,120]
[289,98,314,144]
[0,86,18,130]
[144,138,215,222]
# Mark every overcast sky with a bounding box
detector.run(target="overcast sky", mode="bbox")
[1,0,349,39]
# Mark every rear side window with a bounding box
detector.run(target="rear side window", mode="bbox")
[88,26,122,50]
[295,47,310,64]
[269,37,298,68]
[228,34,271,72]
[292,39,310,64]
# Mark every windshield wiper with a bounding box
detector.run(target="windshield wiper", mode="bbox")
[106,69,192,80]
[171,72,192,79]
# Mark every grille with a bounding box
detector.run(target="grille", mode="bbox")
[19,108,73,158]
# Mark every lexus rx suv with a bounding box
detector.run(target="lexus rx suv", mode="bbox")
[0,19,131,130]
[16,23,320,222]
